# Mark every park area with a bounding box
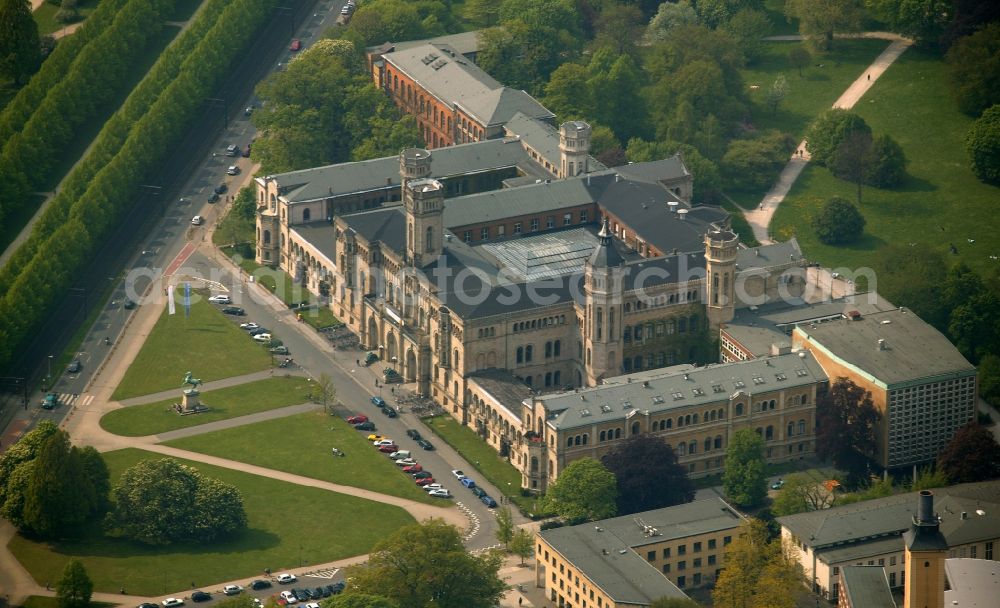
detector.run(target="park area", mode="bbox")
[163,411,443,505]
[100,376,314,436]
[7,448,414,595]
[111,298,271,400]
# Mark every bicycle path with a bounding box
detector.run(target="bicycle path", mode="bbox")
[744,32,913,244]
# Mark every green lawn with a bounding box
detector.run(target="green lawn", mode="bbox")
[111,298,271,400]
[33,0,99,37]
[7,448,414,596]
[20,598,113,608]
[164,411,442,505]
[771,47,1000,277]
[422,416,549,516]
[100,376,314,437]
[729,38,890,209]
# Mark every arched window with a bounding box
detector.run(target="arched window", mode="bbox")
[599,430,606,442]
[693,413,699,424]
[516,347,524,364]
[769,399,776,410]
[263,230,271,245]
[425,226,434,252]
[554,370,561,385]
[544,372,552,387]
[614,428,621,439]
[582,434,588,445]
[525,345,533,362]
[685,414,692,425]
[678,442,686,456]
[735,403,744,416]
[574,435,581,446]
[567,436,573,447]
[545,342,552,358]
[677,416,684,427]
[704,437,712,452]
[799,419,806,435]
[787,422,795,437]
[689,440,697,454]
[689,315,699,332]
[718,408,725,420]
[631,421,641,435]
[665,419,672,429]
[714,435,723,450]
[766,425,774,440]
[453,349,460,368]
[554,340,561,357]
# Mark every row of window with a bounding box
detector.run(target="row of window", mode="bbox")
[513,315,567,333]
[624,290,700,312]
[623,316,700,342]
[515,341,562,364]
[461,210,589,243]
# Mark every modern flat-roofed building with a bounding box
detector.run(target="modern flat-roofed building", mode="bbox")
[536,497,745,604]
[792,307,977,470]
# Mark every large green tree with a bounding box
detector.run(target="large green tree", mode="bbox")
[509,528,533,566]
[723,428,767,507]
[721,131,796,191]
[805,108,871,166]
[56,560,92,608]
[784,0,863,51]
[495,505,514,549]
[946,22,1000,116]
[816,378,880,487]
[22,430,103,537]
[601,434,694,515]
[713,518,803,608]
[0,0,40,84]
[644,0,699,45]
[865,133,907,187]
[0,420,58,510]
[347,519,505,608]
[937,422,1000,483]
[771,473,837,516]
[965,103,1000,184]
[327,595,399,608]
[107,458,247,545]
[864,0,952,47]
[812,196,865,245]
[541,458,618,522]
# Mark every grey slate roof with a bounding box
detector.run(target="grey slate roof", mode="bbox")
[945,558,1000,607]
[503,112,606,173]
[723,292,898,358]
[777,481,1000,560]
[794,308,975,386]
[382,43,553,127]
[736,238,803,271]
[540,500,744,605]
[538,351,828,431]
[263,137,540,204]
[379,31,481,57]
[467,369,532,416]
[614,155,690,185]
[289,223,337,262]
[341,207,407,255]
[840,566,896,608]
[443,177,593,227]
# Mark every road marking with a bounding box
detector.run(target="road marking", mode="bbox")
[165,242,197,276]
[57,393,93,407]
[303,568,339,579]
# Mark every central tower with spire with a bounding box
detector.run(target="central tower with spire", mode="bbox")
[583,217,624,386]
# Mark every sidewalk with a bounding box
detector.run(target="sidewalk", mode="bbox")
[744,33,913,244]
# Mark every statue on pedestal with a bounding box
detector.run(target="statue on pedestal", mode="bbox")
[181,371,204,412]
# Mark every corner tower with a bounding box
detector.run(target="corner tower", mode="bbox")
[400,148,444,268]
[559,121,591,179]
[704,229,738,328]
[583,217,624,386]
[903,490,947,608]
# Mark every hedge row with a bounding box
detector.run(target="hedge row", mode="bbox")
[0,0,176,229]
[0,0,282,369]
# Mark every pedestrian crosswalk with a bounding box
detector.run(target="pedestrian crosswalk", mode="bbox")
[54,393,94,407]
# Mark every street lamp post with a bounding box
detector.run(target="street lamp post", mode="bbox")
[47,355,53,388]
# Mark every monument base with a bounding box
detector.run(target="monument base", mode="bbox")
[177,389,209,415]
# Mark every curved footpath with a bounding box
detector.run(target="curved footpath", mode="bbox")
[743,32,913,244]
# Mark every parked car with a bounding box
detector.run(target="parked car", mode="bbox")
[480,494,498,508]
[353,421,375,431]
[191,592,211,603]
[460,477,476,489]
[191,215,204,226]
[123,298,136,309]
[412,471,433,479]
[252,333,272,342]
[771,478,785,490]
[311,587,325,599]
[214,183,228,195]
[292,589,311,601]
[402,464,422,473]
[421,483,444,492]
[340,6,350,14]
[242,144,252,158]
[139,603,159,608]
[428,488,452,498]
[270,345,289,355]
[289,38,301,51]
[378,444,399,453]
[240,322,260,330]
[223,585,243,595]
[226,144,239,156]
[416,439,435,450]
[347,415,368,425]
[208,192,220,203]
[208,294,231,304]
[405,429,421,440]
[41,392,58,410]
[67,359,81,373]
[162,599,184,607]
[389,450,410,460]
[279,591,297,604]
[222,306,245,316]
[248,327,269,336]
[328,582,345,595]
[372,438,394,446]
[383,407,397,418]
[276,573,297,584]
[471,486,487,498]
[250,580,272,590]
[227,165,241,176]
[416,477,436,486]
[395,458,417,467]
[451,469,465,479]
[371,396,387,408]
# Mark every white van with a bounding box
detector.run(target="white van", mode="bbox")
[389,450,411,460]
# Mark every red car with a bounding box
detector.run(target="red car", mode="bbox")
[346,415,368,425]
[402,463,422,473]
[289,39,301,52]
[378,444,399,453]
[415,477,436,486]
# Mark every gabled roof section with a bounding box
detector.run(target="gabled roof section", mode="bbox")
[504,112,606,171]
[340,207,406,254]
[458,87,555,127]
[840,566,896,608]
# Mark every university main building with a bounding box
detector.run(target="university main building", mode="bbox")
[254,36,976,495]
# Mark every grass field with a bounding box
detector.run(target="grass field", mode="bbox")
[422,416,549,516]
[21,597,113,608]
[100,376,314,436]
[33,0,99,37]
[7,448,414,596]
[111,298,271,400]
[164,411,442,505]
[728,38,889,209]
[771,47,1000,277]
